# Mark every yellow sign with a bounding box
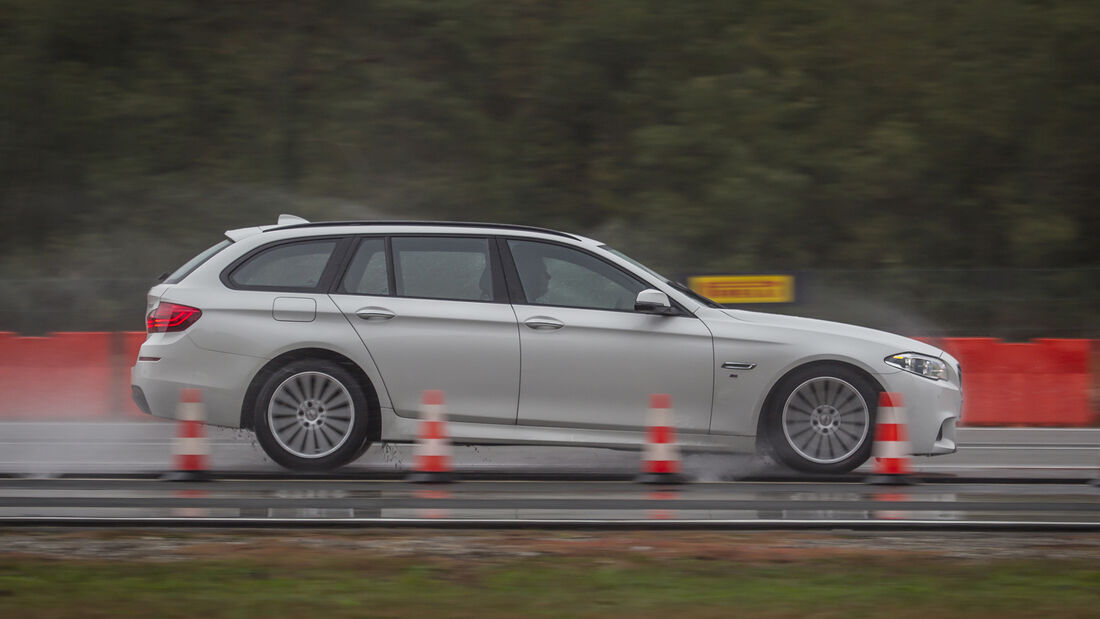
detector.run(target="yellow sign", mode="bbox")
[687,275,795,304]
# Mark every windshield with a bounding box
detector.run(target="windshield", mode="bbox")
[599,245,723,308]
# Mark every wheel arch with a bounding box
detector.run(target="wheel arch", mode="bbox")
[754,359,885,450]
[240,347,381,444]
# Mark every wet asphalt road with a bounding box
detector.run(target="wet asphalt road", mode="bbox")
[0,422,1097,479]
[0,477,1096,529]
[0,422,1096,528]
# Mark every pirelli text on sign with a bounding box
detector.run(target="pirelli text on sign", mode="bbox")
[687,275,796,304]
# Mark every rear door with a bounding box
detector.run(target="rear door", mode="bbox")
[329,236,521,424]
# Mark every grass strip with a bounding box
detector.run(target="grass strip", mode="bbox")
[1,552,1099,618]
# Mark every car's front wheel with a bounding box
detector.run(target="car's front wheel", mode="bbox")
[763,364,879,474]
[253,359,372,471]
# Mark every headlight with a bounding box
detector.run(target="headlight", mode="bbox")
[885,352,947,381]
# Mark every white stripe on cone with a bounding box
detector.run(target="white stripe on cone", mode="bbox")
[417,438,450,457]
[646,441,678,463]
[421,403,445,422]
[173,436,211,456]
[178,402,205,422]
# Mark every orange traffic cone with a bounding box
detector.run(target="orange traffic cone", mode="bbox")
[161,388,211,482]
[866,392,913,485]
[637,394,686,484]
[407,390,454,483]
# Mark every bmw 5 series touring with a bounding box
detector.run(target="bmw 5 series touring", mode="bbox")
[131,215,962,473]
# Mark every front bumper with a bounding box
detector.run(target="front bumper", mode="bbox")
[877,369,962,455]
[130,332,261,428]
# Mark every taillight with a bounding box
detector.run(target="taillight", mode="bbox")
[146,303,202,333]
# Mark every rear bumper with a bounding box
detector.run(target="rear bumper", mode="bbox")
[878,370,962,455]
[130,332,260,428]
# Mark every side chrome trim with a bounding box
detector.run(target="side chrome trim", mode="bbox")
[721,362,757,370]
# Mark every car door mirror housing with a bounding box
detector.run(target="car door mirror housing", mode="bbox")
[635,289,677,315]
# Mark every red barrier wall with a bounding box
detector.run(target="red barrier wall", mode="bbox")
[0,332,115,420]
[939,337,1094,426]
[120,331,149,419]
[0,332,1096,425]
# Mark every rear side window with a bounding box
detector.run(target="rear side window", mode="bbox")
[340,238,390,295]
[392,237,493,301]
[229,240,337,290]
[164,239,232,284]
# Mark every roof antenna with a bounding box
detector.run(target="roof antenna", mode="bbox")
[277,214,309,225]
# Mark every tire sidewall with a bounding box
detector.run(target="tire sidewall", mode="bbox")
[764,364,879,474]
[253,359,372,472]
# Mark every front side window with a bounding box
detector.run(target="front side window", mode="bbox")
[393,237,493,301]
[507,240,646,311]
[340,238,390,295]
[229,239,337,289]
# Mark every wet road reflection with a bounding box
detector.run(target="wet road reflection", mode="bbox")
[0,478,1096,526]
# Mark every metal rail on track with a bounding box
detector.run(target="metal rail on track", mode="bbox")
[2,516,1099,531]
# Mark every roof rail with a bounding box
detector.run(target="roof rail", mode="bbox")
[267,220,580,240]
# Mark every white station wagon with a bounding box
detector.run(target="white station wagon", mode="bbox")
[132,215,962,474]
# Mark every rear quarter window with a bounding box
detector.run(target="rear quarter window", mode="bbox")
[228,239,338,290]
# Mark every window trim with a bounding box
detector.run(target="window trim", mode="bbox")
[220,236,352,293]
[499,237,690,316]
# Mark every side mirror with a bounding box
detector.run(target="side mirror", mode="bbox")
[635,289,677,315]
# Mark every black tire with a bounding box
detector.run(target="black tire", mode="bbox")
[253,359,373,472]
[763,364,879,474]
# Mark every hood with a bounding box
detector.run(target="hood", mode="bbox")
[717,309,945,357]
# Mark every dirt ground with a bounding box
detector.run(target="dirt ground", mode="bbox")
[3,528,1100,564]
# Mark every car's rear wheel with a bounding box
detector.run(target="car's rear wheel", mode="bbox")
[764,364,878,474]
[254,359,372,471]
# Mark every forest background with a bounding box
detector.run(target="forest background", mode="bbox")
[1,0,1096,337]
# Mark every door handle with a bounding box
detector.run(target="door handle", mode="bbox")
[355,307,396,321]
[524,316,564,330]
[721,362,757,370]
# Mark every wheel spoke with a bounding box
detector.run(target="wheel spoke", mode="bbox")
[813,381,828,405]
[823,380,837,407]
[275,418,299,433]
[325,417,350,431]
[835,426,858,450]
[321,424,342,448]
[271,398,298,411]
[800,391,818,411]
[318,381,339,406]
[834,392,858,410]
[285,378,306,404]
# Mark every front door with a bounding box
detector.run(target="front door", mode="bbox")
[505,239,714,433]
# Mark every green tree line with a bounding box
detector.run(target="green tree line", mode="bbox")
[0,0,1097,334]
